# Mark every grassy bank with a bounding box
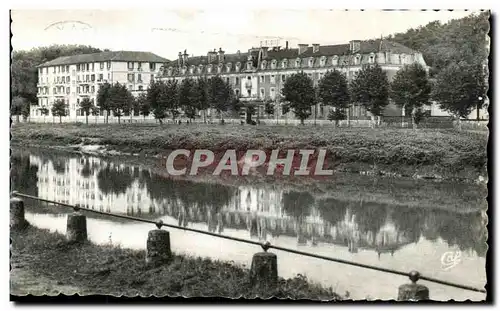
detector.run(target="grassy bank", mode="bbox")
[11,123,488,179]
[10,223,341,300]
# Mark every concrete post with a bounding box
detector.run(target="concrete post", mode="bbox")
[146,229,172,267]
[397,271,429,301]
[10,197,27,229]
[249,252,278,289]
[66,212,88,243]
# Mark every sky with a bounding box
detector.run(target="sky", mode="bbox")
[11,9,477,60]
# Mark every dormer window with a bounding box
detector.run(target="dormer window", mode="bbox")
[320,56,326,67]
[271,60,277,69]
[226,63,232,72]
[354,54,361,65]
[198,65,203,74]
[207,64,213,73]
[332,55,339,66]
[369,53,375,64]
[261,60,267,70]
[181,66,187,74]
[246,60,253,70]
[190,66,195,74]
[236,62,241,72]
[282,59,288,69]
[308,57,314,68]
[217,63,223,73]
[295,58,301,68]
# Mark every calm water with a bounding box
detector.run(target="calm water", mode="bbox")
[11,148,487,300]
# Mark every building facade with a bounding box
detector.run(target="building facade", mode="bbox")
[34,51,169,119]
[159,40,429,120]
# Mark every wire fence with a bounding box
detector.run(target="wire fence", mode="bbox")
[11,191,487,295]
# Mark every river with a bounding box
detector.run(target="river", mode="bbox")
[10,147,487,300]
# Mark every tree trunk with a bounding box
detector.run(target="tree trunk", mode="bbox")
[118,116,121,124]
[476,103,481,121]
[347,106,351,127]
[203,110,207,123]
[314,104,317,126]
[59,116,62,124]
[106,113,109,124]
[300,119,304,125]
[16,115,19,123]
[86,114,89,125]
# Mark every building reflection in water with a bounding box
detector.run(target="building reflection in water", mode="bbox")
[14,152,487,259]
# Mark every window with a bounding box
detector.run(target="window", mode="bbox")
[271,60,276,69]
[100,62,104,69]
[91,74,95,82]
[260,76,265,83]
[91,63,94,71]
[332,56,339,66]
[77,87,80,94]
[235,89,240,97]
[270,75,275,84]
[67,76,70,82]
[91,86,95,93]
[138,85,144,91]
[128,62,134,70]
[66,87,70,94]
[281,75,286,82]
[86,85,90,93]
[86,74,89,82]
[226,77,230,84]
[295,59,301,68]
[107,61,111,69]
[138,74,142,82]
[77,75,80,82]
[261,61,266,70]
[53,67,56,73]
[150,63,156,71]
[66,66,69,72]
[86,63,90,71]
[150,74,154,81]
[260,88,265,98]
[355,55,361,65]
[235,77,240,85]
[128,74,135,82]
[138,62,142,70]
[99,74,103,81]
[77,64,80,71]
[309,58,314,67]
[62,66,65,73]
[58,66,60,73]
[282,60,288,68]
[270,87,275,99]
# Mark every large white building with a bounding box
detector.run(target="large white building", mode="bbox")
[33,51,169,120]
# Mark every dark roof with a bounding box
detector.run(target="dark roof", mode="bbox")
[167,39,416,70]
[38,51,170,67]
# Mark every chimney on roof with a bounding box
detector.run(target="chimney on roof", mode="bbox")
[286,41,289,50]
[312,44,320,53]
[261,46,268,59]
[349,40,361,54]
[178,52,183,66]
[208,49,217,62]
[183,49,189,64]
[218,47,225,63]
[237,50,241,56]
[298,44,308,55]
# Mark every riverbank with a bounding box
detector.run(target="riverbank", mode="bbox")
[10,223,342,300]
[11,123,488,182]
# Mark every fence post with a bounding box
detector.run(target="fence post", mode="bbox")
[10,197,27,229]
[250,247,278,290]
[66,212,87,243]
[397,271,429,301]
[146,229,172,267]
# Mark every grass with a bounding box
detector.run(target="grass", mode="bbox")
[10,223,342,300]
[11,123,488,180]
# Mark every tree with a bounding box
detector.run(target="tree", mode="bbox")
[163,80,180,122]
[208,75,233,122]
[39,107,49,123]
[79,97,93,125]
[96,82,112,123]
[350,64,390,125]
[108,82,134,124]
[432,61,487,123]
[91,104,100,123]
[147,80,167,123]
[179,78,197,121]
[264,100,275,116]
[318,69,350,127]
[11,96,28,122]
[281,72,316,125]
[282,103,291,125]
[136,92,150,120]
[193,77,210,123]
[391,63,432,128]
[51,99,67,123]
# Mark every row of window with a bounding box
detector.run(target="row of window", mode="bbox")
[127,73,153,83]
[76,62,111,72]
[167,54,380,76]
[127,62,157,71]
